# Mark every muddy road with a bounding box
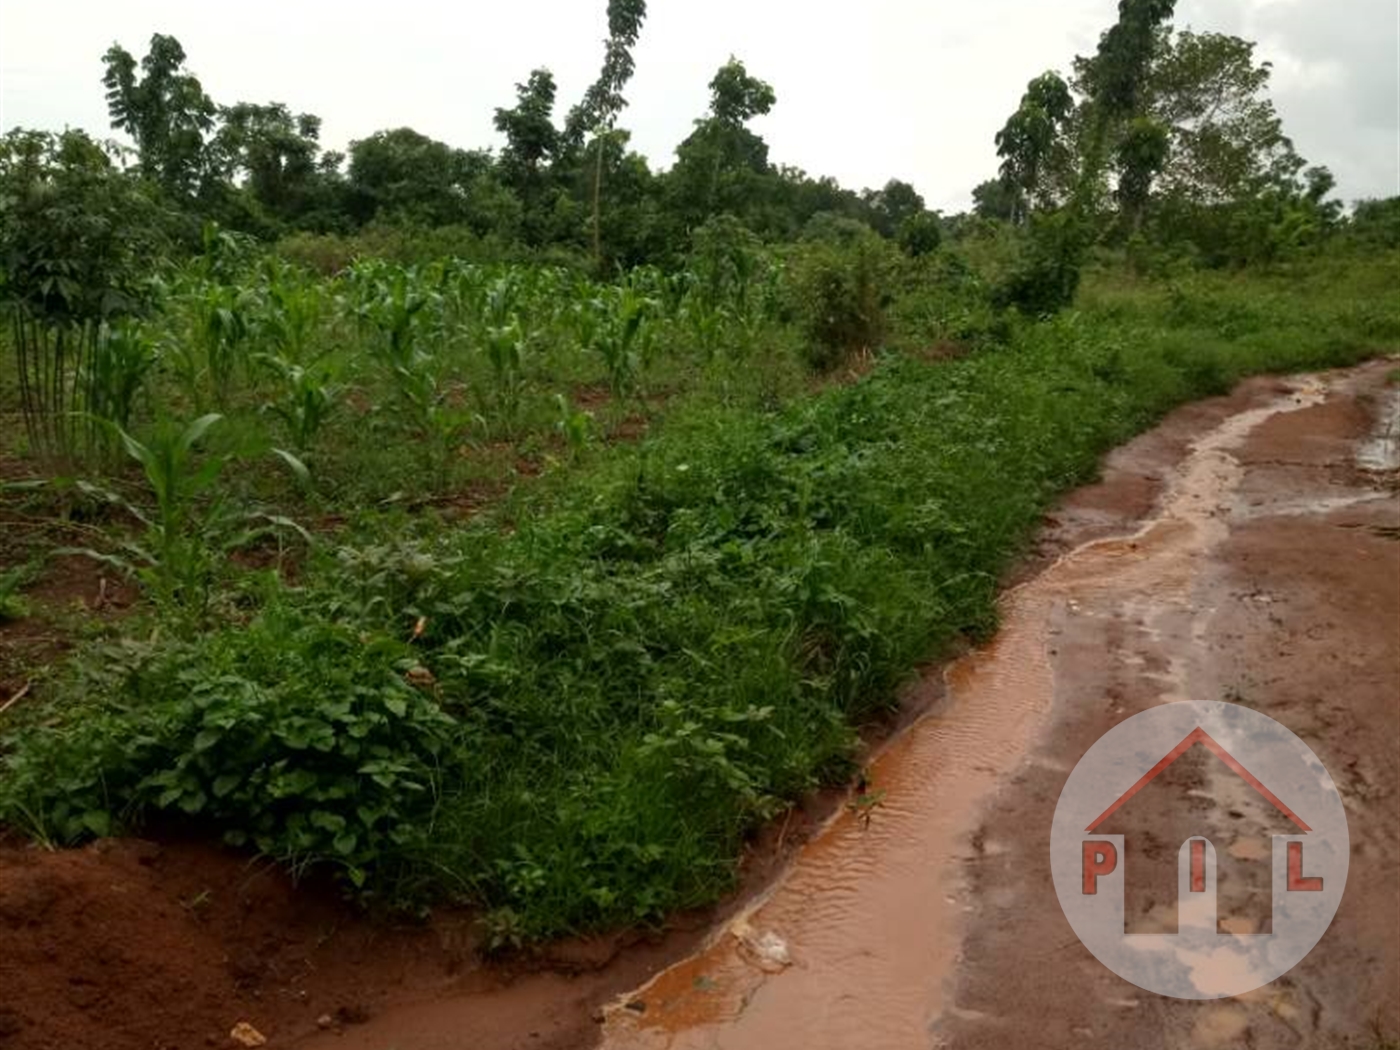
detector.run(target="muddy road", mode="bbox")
[594,361,1400,1050]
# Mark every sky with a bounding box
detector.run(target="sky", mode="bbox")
[0,0,1396,213]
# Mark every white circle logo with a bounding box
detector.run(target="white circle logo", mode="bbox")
[1051,701,1348,999]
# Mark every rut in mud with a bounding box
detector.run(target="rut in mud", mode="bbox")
[595,362,1399,1050]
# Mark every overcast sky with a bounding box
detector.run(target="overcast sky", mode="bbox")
[0,0,1395,213]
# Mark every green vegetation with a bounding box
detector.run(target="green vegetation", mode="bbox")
[1,0,1398,943]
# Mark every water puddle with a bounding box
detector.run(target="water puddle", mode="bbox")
[599,381,1328,1050]
[1357,387,1400,473]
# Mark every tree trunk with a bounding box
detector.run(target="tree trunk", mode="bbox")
[592,135,605,272]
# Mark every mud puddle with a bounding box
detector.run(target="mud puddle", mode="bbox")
[598,378,1351,1050]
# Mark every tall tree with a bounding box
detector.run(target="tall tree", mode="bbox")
[562,0,648,267]
[1114,116,1170,232]
[863,179,926,238]
[212,103,325,221]
[494,69,561,243]
[1000,0,1177,313]
[971,178,1018,222]
[994,72,1073,223]
[669,58,776,228]
[1138,30,1303,206]
[102,34,216,198]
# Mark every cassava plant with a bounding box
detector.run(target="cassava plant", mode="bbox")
[0,129,165,466]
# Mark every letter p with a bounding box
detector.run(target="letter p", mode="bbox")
[1082,840,1118,895]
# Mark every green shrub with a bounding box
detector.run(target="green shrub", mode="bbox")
[0,614,457,894]
[787,233,899,370]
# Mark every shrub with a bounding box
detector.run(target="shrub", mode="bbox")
[0,614,458,894]
[787,232,899,370]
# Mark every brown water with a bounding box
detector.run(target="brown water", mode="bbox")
[598,380,1328,1050]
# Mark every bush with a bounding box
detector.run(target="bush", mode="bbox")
[993,209,1086,316]
[0,615,458,895]
[787,232,900,370]
[898,212,943,257]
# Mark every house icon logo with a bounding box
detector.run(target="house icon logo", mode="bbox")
[1051,701,1349,999]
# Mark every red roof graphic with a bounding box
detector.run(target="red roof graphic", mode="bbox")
[1085,726,1310,833]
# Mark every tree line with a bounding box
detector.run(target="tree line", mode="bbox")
[74,4,940,271]
[3,0,1397,291]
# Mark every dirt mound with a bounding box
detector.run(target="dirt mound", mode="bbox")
[0,838,454,1049]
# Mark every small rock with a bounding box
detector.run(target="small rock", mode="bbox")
[229,1022,267,1048]
[316,1014,334,1030]
[732,921,792,973]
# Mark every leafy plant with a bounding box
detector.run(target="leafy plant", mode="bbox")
[0,128,165,465]
[82,321,156,457]
[259,353,340,451]
[554,394,595,459]
[0,566,35,623]
[593,285,654,396]
[788,233,895,370]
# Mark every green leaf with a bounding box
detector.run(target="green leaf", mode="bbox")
[180,413,224,453]
[271,447,311,484]
[309,810,346,833]
[81,810,112,837]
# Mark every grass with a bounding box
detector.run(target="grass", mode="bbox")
[1,249,1397,940]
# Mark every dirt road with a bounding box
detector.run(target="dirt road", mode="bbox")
[598,361,1400,1050]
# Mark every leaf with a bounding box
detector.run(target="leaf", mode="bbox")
[309,810,347,833]
[81,809,112,837]
[179,413,224,454]
[271,447,311,484]
[212,773,242,798]
[333,831,359,856]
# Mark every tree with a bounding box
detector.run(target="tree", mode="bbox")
[102,34,216,198]
[562,0,649,267]
[212,103,325,221]
[994,72,1073,223]
[1000,0,1177,313]
[1138,30,1303,206]
[1114,117,1170,232]
[347,128,470,226]
[1349,197,1400,249]
[1072,0,1178,204]
[495,69,560,189]
[709,58,777,127]
[897,212,943,256]
[669,58,776,228]
[494,69,562,243]
[971,178,1018,222]
[863,179,926,238]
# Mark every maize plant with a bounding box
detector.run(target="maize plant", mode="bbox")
[259,352,341,451]
[593,286,656,398]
